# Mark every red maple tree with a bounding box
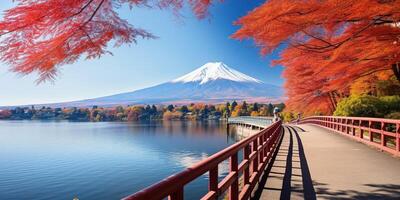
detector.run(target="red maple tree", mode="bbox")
[0,0,213,82]
[233,0,400,114]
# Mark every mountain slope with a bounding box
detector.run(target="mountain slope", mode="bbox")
[52,62,283,107]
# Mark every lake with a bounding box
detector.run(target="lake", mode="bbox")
[0,120,238,200]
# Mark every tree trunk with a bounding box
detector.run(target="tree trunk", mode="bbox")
[392,63,400,81]
[327,92,337,113]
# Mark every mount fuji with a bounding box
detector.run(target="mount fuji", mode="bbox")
[54,62,283,107]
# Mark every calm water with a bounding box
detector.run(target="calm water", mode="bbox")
[0,120,237,200]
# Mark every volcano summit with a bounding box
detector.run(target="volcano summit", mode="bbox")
[50,62,283,107]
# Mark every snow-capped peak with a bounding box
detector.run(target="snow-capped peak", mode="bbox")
[171,62,263,84]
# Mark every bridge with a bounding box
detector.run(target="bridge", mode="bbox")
[227,116,273,129]
[123,116,400,200]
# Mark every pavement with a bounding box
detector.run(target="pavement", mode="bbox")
[252,124,400,200]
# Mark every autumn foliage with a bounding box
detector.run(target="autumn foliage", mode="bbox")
[1,101,283,121]
[0,0,213,82]
[233,0,400,115]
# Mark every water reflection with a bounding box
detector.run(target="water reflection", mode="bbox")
[170,151,231,178]
[0,120,235,200]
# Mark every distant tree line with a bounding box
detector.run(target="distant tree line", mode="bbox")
[0,101,285,122]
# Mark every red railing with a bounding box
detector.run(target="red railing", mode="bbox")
[298,116,400,156]
[122,121,282,200]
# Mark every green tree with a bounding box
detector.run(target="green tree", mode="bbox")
[180,105,189,113]
[225,102,231,118]
[267,103,274,116]
[380,96,400,112]
[252,102,259,112]
[334,95,385,117]
[167,104,174,112]
[240,101,249,116]
[231,101,238,111]
[145,105,151,112]
[151,105,158,114]
[376,76,400,97]
[116,106,124,114]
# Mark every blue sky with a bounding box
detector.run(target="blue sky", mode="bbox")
[0,0,284,106]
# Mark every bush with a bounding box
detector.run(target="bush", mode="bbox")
[380,95,400,111]
[334,95,400,118]
[334,95,385,117]
[385,112,400,119]
[281,111,295,122]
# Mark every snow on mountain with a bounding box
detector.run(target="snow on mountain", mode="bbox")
[171,62,262,84]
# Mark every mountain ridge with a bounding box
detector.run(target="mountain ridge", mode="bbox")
[2,62,284,108]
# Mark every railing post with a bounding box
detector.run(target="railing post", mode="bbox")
[327,117,329,128]
[263,132,269,159]
[396,123,400,153]
[244,145,250,185]
[267,131,272,156]
[333,118,336,130]
[341,119,344,132]
[336,119,340,131]
[209,166,218,199]
[252,139,259,173]
[356,120,360,136]
[369,121,373,142]
[337,118,340,131]
[259,136,264,162]
[326,117,329,128]
[360,120,363,139]
[229,153,239,200]
[169,187,184,200]
[381,122,385,147]
[340,118,343,131]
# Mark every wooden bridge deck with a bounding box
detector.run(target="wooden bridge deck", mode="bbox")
[254,124,400,200]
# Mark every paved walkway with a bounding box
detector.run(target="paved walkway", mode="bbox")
[253,124,400,200]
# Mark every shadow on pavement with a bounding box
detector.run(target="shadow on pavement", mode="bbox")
[252,125,316,200]
[251,126,285,200]
[288,126,316,200]
[313,181,400,200]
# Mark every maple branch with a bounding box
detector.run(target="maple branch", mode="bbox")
[288,16,392,54]
[340,68,392,89]
[29,0,106,83]
[84,0,105,26]
[301,30,334,46]
[0,0,96,38]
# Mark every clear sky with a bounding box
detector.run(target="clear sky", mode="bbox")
[0,0,284,106]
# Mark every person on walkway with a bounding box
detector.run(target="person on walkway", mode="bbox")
[297,113,301,124]
[273,107,281,122]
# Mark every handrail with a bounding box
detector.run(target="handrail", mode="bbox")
[305,115,400,124]
[122,120,283,200]
[298,116,400,156]
[228,117,273,128]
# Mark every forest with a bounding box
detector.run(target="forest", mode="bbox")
[0,101,285,122]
